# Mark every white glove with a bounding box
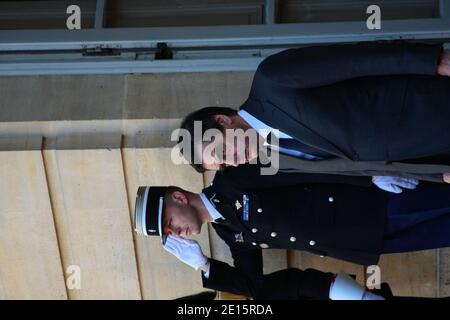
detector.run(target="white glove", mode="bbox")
[329,273,385,300]
[329,273,365,300]
[163,235,208,271]
[362,291,385,300]
[372,176,419,193]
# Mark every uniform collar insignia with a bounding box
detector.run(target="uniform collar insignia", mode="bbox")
[209,193,218,207]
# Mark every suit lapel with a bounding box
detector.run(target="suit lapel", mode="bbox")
[241,98,350,159]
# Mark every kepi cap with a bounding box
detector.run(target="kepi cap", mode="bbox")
[134,186,168,245]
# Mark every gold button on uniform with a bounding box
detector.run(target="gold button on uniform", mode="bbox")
[290,236,296,242]
[309,240,316,246]
[270,232,277,238]
[251,228,258,233]
[259,243,269,249]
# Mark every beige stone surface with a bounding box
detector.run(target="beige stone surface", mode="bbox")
[0,151,67,299]
[43,149,141,299]
[124,72,253,119]
[0,72,253,122]
[439,248,450,297]
[377,251,437,297]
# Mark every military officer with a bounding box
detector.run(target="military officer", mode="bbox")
[134,186,386,300]
[134,170,450,299]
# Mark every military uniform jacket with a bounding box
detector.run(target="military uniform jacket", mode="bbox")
[242,42,450,182]
[202,168,389,286]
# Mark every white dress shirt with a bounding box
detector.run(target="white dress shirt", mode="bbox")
[199,192,224,279]
[237,110,319,160]
[199,192,224,223]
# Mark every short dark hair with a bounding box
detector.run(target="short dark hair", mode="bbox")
[179,106,237,173]
[163,185,187,232]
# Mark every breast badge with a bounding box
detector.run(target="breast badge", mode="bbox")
[234,232,244,243]
[242,194,249,221]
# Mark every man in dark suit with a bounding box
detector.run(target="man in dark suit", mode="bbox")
[133,167,450,299]
[178,42,450,183]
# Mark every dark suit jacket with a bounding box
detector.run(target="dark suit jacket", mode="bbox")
[241,42,450,182]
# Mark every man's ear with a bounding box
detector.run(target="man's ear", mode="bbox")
[171,191,188,205]
[212,114,232,127]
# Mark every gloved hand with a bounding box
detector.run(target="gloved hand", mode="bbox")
[444,173,450,184]
[437,51,450,76]
[163,235,208,271]
[329,273,384,300]
[372,176,419,193]
[329,273,365,300]
[362,291,385,300]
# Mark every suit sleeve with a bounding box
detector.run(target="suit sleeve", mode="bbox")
[230,245,264,278]
[201,241,263,295]
[201,258,257,297]
[216,164,373,190]
[257,42,442,89]
[202,259,334,300]
[314,169,445,183]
